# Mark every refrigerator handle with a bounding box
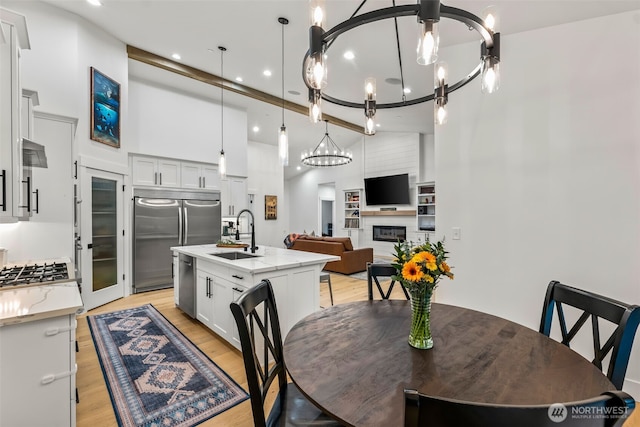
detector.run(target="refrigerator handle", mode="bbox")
[183,206,189,245]
[178,205,183,244]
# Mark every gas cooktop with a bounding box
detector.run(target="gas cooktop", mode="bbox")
[0,261,72,288]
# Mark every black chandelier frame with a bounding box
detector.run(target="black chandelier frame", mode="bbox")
[302,1,501,110]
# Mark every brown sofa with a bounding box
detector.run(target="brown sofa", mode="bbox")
[288,235,373,275]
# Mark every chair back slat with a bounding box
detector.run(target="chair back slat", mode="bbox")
[539,280,640,390]
[230,279,286,427]
[404,389,636,427]
[367,263,410,300]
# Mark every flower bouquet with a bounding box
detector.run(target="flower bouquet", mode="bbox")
[391,239,454,349]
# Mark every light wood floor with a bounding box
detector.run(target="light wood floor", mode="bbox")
[76,274,640,427]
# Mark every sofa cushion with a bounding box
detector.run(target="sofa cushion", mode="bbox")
[302,235,325,241]
[324,237,353,251]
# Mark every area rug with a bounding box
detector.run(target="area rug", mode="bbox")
[87,304,248,427]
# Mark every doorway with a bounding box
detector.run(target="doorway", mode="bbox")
[318,183,335,237]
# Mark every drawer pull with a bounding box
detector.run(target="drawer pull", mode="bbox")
[231,274,244,280]
[232,287,244,293]
[41,365,77,385]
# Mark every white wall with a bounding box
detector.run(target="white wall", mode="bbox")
[129,77,247,172]
[435,11,640,394]
[246,140,286,248]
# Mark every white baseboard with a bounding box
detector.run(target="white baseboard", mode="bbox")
[623,377,640,400]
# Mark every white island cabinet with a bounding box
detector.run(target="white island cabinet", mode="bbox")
[0,282,83,427]
[171,245,339,349]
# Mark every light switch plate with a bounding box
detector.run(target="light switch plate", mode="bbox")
[452,227,461,240]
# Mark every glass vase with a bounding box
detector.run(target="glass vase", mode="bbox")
[408,286,433,349]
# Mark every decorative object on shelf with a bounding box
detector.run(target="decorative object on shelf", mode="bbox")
[303,0,501,129]
[90,67,120,148]
[265,195,277,220]
[391,239,454,349]
[301,119,353,167]
[217,46,227,180]
[277,17,289,166]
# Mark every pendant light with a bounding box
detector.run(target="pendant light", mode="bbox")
[278,17,289,166]
[218,46,227,180]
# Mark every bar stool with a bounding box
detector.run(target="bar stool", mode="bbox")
[320,271,334,306]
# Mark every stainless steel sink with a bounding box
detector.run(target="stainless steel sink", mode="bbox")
[210,252,260,260]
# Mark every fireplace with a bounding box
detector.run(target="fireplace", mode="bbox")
[373,225,406,242]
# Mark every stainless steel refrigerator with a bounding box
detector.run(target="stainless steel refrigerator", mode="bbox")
[133,188,221,293]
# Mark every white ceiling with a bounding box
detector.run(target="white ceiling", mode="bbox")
[41,0,640,178]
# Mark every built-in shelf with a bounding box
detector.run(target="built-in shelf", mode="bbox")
[361,210,416,217]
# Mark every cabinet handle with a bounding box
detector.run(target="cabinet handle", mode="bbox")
[232,274,244,280]
[74,160,78,179]
[41,365,77,385]
[159,173,162,186]
[202,177,205,188]
[206,277,211,297]
[232,287,244,293]
[1,169,6,211]
[19,176,31,212]
[154,172,158,185]
[199,176,202,188]
[33,189,39,214]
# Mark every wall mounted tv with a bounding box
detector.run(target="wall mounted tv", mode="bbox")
[364,173,410,206]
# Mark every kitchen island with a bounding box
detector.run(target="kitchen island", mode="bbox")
[171,245,339,349]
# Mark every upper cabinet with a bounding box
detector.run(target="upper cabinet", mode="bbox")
[181,161,219,190]
[130,155,180,187]
[0,8,30,222]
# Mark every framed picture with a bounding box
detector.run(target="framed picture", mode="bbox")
[265,195,277,220]
[90,67,120,148]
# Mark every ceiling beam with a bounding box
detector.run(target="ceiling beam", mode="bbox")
[126,45,363,135]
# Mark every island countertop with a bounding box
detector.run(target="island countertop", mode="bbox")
[170,244,339,274]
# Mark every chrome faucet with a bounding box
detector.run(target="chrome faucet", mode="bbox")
[235,209,258,253]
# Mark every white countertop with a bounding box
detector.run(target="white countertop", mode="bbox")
[0,281,83,326]
[171,244,339,274]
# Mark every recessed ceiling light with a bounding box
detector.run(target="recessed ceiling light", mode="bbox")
[343,51,355,60]
[252,126,260,132]
[171,53,181,60]
[296,166,301,171]
[235,76,243,82]
[87,0,102,5]
[376,123,381,128]
[403,87,411,94]
[263,70,272,77]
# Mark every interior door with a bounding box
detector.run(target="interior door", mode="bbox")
[80,167,124,310]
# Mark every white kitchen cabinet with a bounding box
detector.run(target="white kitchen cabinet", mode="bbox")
[222,176,247,217]
[130,155,180,187]
[196,267,215,329]
[0,314,77,427]
[181,161,219,190]
[17,89,40,220]
[0,10,30,222]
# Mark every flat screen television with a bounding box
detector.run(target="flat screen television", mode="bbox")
[364,173,410,205]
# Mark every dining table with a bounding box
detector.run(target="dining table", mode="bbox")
[282,300,615,427]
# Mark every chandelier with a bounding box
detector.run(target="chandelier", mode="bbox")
[301,120,353,167]
[303,0,501,133]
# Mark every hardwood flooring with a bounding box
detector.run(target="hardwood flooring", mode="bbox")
[76,274,640,427]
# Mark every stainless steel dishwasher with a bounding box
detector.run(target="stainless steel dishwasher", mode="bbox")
[177,254,196,318]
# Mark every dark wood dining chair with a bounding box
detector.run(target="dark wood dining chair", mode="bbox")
[404,389,635,427]
[539,280,640,390]
[230,279,341,427]
[367,262,410,300]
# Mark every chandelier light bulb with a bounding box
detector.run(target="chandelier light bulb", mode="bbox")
[417,22,439,65]
[365,116,376,135]
[310,0,325,27]
[310,100,321,122]
[435,104,447,125]
[483,6,499,32]
[482,60,500,94]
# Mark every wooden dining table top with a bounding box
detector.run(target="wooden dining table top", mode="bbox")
[282,300,615,427]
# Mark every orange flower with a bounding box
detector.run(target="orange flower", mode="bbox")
[440,262,450,273]
[402,261,424,282]
[412,251,436,264]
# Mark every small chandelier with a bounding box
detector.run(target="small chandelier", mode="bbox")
[304,0,501,131]
[301,120,352,167]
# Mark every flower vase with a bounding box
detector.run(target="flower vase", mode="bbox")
[408,287,433,349]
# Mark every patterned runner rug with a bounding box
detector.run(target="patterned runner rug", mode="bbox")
[87,304,248,427]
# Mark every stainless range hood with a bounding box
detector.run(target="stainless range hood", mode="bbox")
[22,138,48,168]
